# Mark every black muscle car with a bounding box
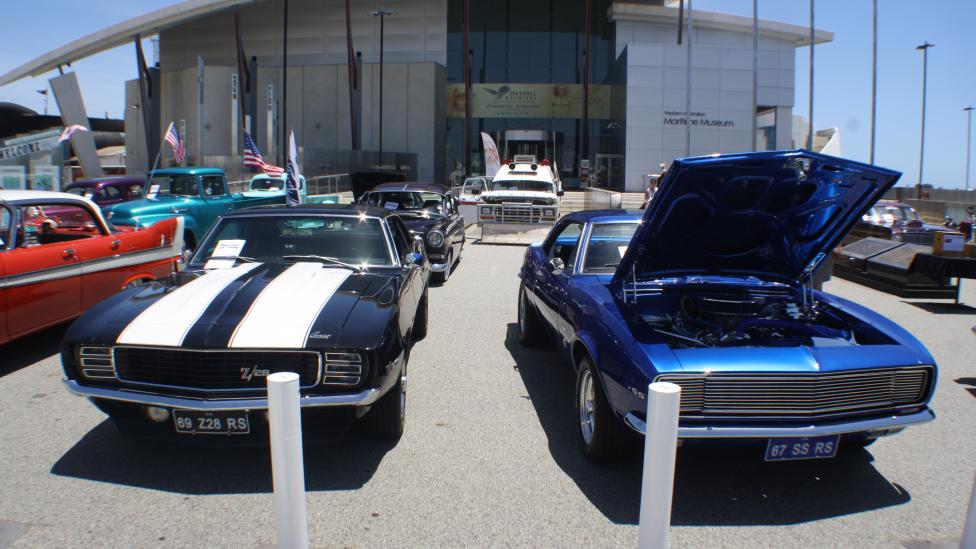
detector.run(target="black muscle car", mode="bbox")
[359,183,464,283]
[60,204,430,442]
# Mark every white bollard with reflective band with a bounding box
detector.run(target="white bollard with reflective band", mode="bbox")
[638,382,682,549]
[267,372,309,549]
[962,470,976,549]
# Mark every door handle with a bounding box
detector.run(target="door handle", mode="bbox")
[110,239,121,250]
[62,248,76,259]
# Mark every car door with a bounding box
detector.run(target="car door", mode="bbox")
[3,203,83,338]
[532,221,583,333]
[63,201,137,308]
[386,216,422,335]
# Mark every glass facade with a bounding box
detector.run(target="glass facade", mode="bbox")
[445,0,621,185]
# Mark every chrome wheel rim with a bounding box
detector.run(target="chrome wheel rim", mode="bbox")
[579,369,596,446]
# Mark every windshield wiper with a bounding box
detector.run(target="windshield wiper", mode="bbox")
[282,255,365,271]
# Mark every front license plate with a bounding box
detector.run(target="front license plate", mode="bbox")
[764,434,840,461]
[173,410,250,435]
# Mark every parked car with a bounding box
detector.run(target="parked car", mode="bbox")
[103,167,287,255]
[64,176,146,209]
[360,182,464,283]
[0,190,182,345]
[846,200,945,245]
[61,204,429,441]
[458,176,490,225]
[517,150,937,461]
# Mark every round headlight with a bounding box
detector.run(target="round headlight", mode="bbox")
[427,230,445,248]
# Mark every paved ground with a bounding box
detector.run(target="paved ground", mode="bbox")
[1,243,974,548]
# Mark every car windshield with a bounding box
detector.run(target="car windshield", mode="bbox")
[582,222,640,272]
[150,174,198,196]
[190,215,393,267]
[65,187,91,196]
[252,178,285,190]
[361,191,445,214]
[885,206,920,222]
[490,179,553,193]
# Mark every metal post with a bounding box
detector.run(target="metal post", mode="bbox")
[637,382,682,549]
[267,372,309,549]
[916,41,934,199]
[463,0,471,177]
[369,9,397,163]
[807,0,814,150]
[870,0,878,164]
[751,0,758,151]
[281,0,288,168]
[345,0,359,150]
[965,106,973,193]
[684,0,692,156]
[583,0,592,164]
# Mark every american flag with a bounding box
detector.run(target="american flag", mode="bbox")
[164,122,185,164]
[243,131,284,177]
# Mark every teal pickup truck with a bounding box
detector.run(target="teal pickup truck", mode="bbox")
[104,167,286,253]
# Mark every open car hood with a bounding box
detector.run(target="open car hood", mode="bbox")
[613,150,901,285]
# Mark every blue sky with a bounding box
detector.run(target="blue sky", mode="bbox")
[1,0,973,189]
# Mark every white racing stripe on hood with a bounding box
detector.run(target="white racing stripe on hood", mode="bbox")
[228,262,351,349]
[116,263,262,346]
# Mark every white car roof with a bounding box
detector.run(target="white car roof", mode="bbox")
[0,190,89,203]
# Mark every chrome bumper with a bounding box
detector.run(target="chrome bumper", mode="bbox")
[623,408,936,439]
[429,260,450,272]
[63,379,382,411]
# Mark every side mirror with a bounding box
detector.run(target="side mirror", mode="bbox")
[547,257,565,272]
[405,252,423,266]
[557,190,565,197]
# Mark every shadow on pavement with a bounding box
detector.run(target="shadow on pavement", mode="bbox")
[505,323,911,526]
[51,420,396,495]
[955,377,976,398]
[0,322,68,378]
[902,301,976,315]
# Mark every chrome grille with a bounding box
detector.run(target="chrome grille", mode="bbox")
[79,346,117,379]
[655,367,931,418]
[479,204,557,224]
[322,352,363,386]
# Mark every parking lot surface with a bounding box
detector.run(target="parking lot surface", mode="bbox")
[1,243,974,548]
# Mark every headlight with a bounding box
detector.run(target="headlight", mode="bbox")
[427,230,445,248]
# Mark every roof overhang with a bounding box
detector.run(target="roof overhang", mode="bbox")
[609,3,833,46]
[0,0,259,86]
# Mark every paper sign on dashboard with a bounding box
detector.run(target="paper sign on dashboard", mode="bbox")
[384,201,399,211]
[204,239,247,269]
[146,184,160,200]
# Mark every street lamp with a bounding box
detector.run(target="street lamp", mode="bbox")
[916,41,934,199]
[368,8,397,163]
[965,106,974,193]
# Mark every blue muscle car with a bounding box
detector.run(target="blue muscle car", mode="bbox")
[517,150,937,461]
[61,204,430,442]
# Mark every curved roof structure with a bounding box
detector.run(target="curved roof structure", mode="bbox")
[0,0,257,86]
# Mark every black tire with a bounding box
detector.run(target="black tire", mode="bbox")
[365,362,407,438]
[517,283,545,347]
[575,357,628,461]
[412,289,428,341]
[434,251,453,284]
[181,232,196,261]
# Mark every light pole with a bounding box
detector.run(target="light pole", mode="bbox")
[869,0,877,164]
[966,106,974,192]
[369,8,396,163]
[916,41,934,199]
[807,0,814,150]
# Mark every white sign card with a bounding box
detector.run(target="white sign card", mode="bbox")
[204,239,247,269]
[146,184,160,200]
[384,201,399,211]
[618,245,628,258]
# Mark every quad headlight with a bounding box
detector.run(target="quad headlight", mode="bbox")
[427,229,445,248]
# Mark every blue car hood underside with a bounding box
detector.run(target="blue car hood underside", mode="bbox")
[614,150,901,285]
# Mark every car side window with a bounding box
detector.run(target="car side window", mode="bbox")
[387,216,412,262]
[17,203,103,247]
[0,206,10,249]
[545,222,583,271]
[202,176,226,197]
[99,186,121,200]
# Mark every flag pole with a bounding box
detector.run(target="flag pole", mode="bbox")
[148,122,172,183]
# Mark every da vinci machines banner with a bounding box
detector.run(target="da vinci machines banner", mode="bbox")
[448,83,612,119]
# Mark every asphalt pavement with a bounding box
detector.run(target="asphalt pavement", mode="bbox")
[0,243,974,548]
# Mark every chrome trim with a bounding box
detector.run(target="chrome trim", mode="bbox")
[624,408,936,437]
[79,346,118,380]
[111,346,323,392]
[63,379,381,410]
[322,351,364,386]
[429,261,450,273]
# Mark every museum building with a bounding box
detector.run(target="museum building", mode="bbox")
[0,0,831,191]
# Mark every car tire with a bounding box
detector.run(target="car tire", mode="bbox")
[434,251,452,284]
[575,357,627,462]
[518,283,544,347]
[364,361,407,439]
[412,289,428,341]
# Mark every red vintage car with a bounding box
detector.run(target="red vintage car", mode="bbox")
[0,190,183,345]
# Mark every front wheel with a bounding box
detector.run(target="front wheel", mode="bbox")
[518,283,545,347]
[412,289,428,341]
[575,357,627,461]
[364,362,407,438]
[434,251,453,284]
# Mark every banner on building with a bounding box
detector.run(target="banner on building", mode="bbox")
[448,83,613,119]
[480,132,501,177]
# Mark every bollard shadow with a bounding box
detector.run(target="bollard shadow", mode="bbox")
[51,420,396,495]
[0,322,69,378]
[505,323,912,526]
[955,377,976,398]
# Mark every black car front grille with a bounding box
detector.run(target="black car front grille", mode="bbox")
[113,347,320,392]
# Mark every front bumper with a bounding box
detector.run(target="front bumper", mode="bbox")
[63,379,381,411]
[623,408,936,439]
[430,260,450,272]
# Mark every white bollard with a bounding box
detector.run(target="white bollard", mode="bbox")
[962,470,976,549]
[638,382,682,549]
[267,372,309,549]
